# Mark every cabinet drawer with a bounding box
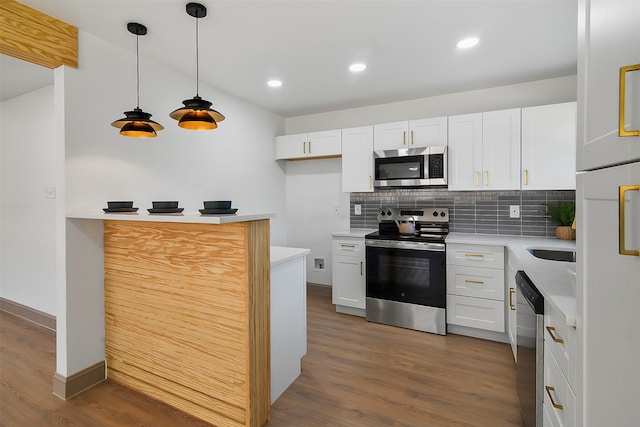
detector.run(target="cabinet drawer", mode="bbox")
[544,343,576,427]
[446,295,505,332]
[332,238,365,257]
[446,244,505,269]
[544,302,575,385]
[446,265,505,301]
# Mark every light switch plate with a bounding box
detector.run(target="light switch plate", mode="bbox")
[510,205,520,218]
[354,204,362,215]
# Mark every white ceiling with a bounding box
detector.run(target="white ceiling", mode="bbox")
[2,0,577,117]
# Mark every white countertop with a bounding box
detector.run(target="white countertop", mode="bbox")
[67,211,275,224]
[271,246,311,267]
[447,233,577,326]
[331,228,377,238]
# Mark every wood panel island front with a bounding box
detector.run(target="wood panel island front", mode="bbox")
[62,212,279,427]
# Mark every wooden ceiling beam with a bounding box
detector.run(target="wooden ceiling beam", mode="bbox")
[0,0,78,69]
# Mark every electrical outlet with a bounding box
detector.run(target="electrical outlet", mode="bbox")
[510,205,520,218]
[354,204,362,215]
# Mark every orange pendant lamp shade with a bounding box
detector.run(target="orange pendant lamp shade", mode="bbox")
[111,22,163,138]
[170,3,224,131]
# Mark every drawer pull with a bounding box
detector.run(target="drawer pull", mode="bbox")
[464,279,484,284]
[464,253,484,258]
[509,288,515,310]
[546,326,565,344]
[545,386,564,410]
[340,244,356,248]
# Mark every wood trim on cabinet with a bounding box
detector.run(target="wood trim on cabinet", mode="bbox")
[0,0,78,68]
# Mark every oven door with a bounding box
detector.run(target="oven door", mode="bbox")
[365,240,446,308]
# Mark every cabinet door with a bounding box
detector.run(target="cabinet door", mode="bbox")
[373,121,409,151]
[522,102,577,190]
[578,161,640,426]
[482,108,521,190]
[331,255,365,309]
[409,117,448,148]
[342,126,374,193]
[275,133,307,160]
[448,113,483,191]
[506,250,518,360]
[307,129,342,157]
[577,0,640,171]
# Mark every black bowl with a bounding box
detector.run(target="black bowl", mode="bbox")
[203,200,231,210]
[107,201,133,209]
[152,201,179,209]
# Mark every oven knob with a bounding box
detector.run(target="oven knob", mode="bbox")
[379,210,386,216]
[387,211,392,216]
[440,211,446,217]
[432,211,438,217]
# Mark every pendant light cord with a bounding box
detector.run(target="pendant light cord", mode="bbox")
[136,32,140,109]
[195,15,199,97]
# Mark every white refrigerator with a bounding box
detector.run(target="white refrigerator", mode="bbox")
[576,0,640,426]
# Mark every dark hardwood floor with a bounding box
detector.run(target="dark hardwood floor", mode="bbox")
[1,289,522,426]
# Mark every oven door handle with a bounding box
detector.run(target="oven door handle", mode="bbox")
[365,239,445,251]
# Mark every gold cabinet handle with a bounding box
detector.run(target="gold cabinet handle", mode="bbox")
[464,253,484,258]
[464,279,484,284]
[308,140,312,153]
[545,386,564,410]
[340,244,356,248]
[524,169,529,186]
[619,64,640,137]
[546,326,565,344]
[403,131,406,145]
[619,185,640,256]
[411,130,414,145]
[475,171,480,187]
[303,141,307,154]
[485,171,489,186]
[360,261,363,276]
[509,288,515,310]
[368,175,372,189]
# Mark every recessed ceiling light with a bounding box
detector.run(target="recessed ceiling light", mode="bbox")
[457,37,479,49]
[267,79,282,88]
[349,63,367,72]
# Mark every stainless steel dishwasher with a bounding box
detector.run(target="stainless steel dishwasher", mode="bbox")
[515,270,544,427]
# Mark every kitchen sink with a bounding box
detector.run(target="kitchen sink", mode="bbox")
[527,248,576,263]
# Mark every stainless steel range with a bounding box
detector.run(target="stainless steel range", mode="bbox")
[365,207,449,335]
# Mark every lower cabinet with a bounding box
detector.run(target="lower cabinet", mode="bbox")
[506,248,519,360]
[331,236,366,317]
[543,301,577,427]
[446,243,506,333]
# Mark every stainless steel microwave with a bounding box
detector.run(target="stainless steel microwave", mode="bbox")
[373,146,447,188]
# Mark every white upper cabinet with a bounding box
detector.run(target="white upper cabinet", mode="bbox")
[342,126,374,193]
[275,129,341,160]
[577,0,640,171]
[448,109,521,191]
[522,102,577,190]
[373,117,447,151]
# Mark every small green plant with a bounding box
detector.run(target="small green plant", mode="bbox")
[545,201,575,226]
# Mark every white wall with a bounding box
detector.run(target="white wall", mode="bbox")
[0,85,57,315]
[284,158,349,285]
[65,33,287,242]
[285,75,577,133]
[282,75,577,287]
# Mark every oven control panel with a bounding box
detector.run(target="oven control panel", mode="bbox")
[377,207,448,222]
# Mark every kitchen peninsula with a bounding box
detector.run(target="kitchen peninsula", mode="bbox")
[62,211,289,427]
